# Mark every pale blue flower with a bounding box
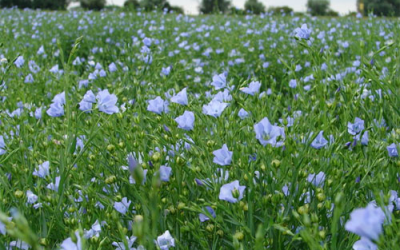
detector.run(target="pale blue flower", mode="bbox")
[61,231,82,250]
[14,56,25,68]
[143,37,152,47]
[199,206,216,222]
[108,62,117,72]
[156,230,175,250]
[52,92,66,105]
[353,238,377,250]
[345,203,385,241]
[175,111,195,131]
[238,108,249,119]
[161,66,171,76]
[34,107,42,119]
[212,89,232,102]
[29,60,40,73]
[348,117,365,135]
[213,144,233,166]
[311,131,328,149]
[289,79,297,88]
[307,172,325,187]
[49,64,63,75]
[79,100,92,113]
[112,236,137,250]
[96,89,119,114]
[26,190,38,204]
[24,74,34,84]
[114,197,131,215]
[170,88,188,105]
[147,96,169,115]
[254,117,285,147]
[47,176,60,192]
[46,102,64,117]
[0,135,6,155]
[9,240,30,250]
[387,143,398,157]
[79,90,96,113]
[33,161,50,178]
[240,81,261,96]
[361,131,369,145]
[211,72,227,90]
[219,180,246,203]
[159,165,172,182]
[294,24,311,39]
[202,100,229,118]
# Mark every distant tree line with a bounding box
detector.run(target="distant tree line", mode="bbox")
[0,0,183,12]
[358,0,400,16]
[3,0,399,17]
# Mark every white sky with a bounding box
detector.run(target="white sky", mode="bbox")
[108,0,357,15]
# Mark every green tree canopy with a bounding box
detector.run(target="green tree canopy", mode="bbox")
[244,0,265,14]
[362,0,400,16]
[306,0,330,16]
[200,0,231,14]
[80,0,106,10]
[0,0,70,10]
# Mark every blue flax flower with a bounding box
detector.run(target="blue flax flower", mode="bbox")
[147,96,169,115]
[387,143,398,157]
[345,203,385,241]
[175,111,195,131]
[211,72,227,90]
[311,131,328,149]
[348,117,365,135]
[96,89,119,114]
[213,144,233,166]
[294,24,311,40]
[202,100,228,118]
[240,81,261,96]
[254,117,285,147]
[170,88,188,105]
[219,180,246,203]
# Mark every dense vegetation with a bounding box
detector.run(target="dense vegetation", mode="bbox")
[0,8,399,250]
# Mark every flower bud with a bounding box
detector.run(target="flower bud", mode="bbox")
[15,190,24,199]
[271,159,281,168]
[233,231,244,241]
[152,152,161,162]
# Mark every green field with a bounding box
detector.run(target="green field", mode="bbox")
[0,8,399,250]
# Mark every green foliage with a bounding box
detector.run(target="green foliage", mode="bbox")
[140,0,168,11]
[362,0,400,16]
[244,0,265,15]
[0,0,32,8]
[124,0,140,10]
[229,6,246,15]
[0,8,400,250]
[326,9,339,16]
[306,0,330,16]
[200,0,231,14]
[268,6,294,15]
[80,0,106,10]
[0,0,70,10]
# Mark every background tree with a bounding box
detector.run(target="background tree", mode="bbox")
[140,0,168,11]
[80,0,106,10]
[124,0,140,9]
[362,0,400,16]
[244,0,265,14]
[268,6,294,15]
[306,0,330,16]
[0,0,70,9]
[200,0,231,14]
[0,0,32,8]
[32,0,69,9]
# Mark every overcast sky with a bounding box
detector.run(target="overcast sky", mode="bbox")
[108,0,357,15]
